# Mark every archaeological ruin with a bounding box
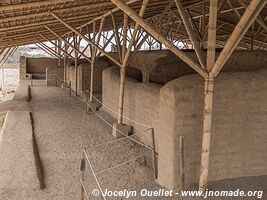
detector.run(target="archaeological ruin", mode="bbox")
[0,0,266,199]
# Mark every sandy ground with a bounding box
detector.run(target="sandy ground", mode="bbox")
[0,80,266,200]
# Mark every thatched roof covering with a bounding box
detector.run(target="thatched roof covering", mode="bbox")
[0,0,266,49]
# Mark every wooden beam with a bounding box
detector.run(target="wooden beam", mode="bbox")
[237,0,267,33]
[174,0,206,69]
[206,0,218,72]
[63,40,68,82]
[117,0,149,124]
[40,34,75,59]
[122,13,129,59]
[199,0,218,192]
[78,0,140,29]
[45,26,92,63]
[36,43,57,58]
[210,0,266,77]
[74,34,79,96]
[0,0,76,12]
[50,12,122,67]
[111,12,123,62]
[90,17,105,102]
[37,40,60,58]
[111,0,208,78]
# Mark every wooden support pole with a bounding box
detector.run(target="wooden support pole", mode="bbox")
[90,17,105,102]
[64,40,68,82]
[111,12,122,61]
[110,0,208,78]
[206,0,218,72]
[74,35,79,96]
[36,41,60,58]
[49,12,122,67]
[36,43,57,58]
[57,40,62,66]
[117,0,149,124]
[210,0,266,77]
[238,0,267,33]
[199,0,218,192]
[180,136,185,190]
[39,34,75,59]
[174,0,206,69]
[122,13,129,59]
[199,78,214,191]
[0,48,12,63]
[45,26,92,63]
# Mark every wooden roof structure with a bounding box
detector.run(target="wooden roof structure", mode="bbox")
[0,0,267,50]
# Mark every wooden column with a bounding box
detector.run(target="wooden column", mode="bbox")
[117,0,149,124]
[199,78,214,191]
[74,34,78,96]
[64,40,68,82]
[110,0,207,78]
[90,17,105,103]
[49,12,121,67]
[174,0,206,69]
[58,40,62,67]
[45,26,92,63]
[199,0,218,192]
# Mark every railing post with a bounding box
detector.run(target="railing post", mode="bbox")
[80,150,86,200]
[30,74,33,87]
[180,135,185,190]
[69,81,72,97]
[86,91,89,115]
[151,128,157,179]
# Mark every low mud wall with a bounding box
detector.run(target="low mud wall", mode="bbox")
[26,57,61,75]
[102,67,161,146]
[66,58,109,93]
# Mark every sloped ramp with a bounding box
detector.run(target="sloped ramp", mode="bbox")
[0,111,44,190]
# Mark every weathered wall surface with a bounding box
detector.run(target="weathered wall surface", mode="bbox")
[46,67,64,86]
[109,50,267,84]
[26,57,61,76]
[103,60,267,190]
[158,68,267,189]
[19,56,27,80]
[103,67,161,146]
[66,58,109,93]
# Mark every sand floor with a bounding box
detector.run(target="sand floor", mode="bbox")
[0,81,266,200]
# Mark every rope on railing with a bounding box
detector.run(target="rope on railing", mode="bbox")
[81,148,107,200]
[54,75,158,178]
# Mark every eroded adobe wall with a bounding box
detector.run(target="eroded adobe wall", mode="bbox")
[102,67,161,146]
[26,57,62,76]
[66,58,109,93]
[109,50,267,84]
[103,50,267,190]
[157,68,267,189]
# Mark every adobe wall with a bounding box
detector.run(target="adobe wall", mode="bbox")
[103,50,267,189]
[66,58,109,93]
[157,68,267,189]
[102,67,161,146]
[46,67,64,86]
[108,50,267,84]
[19,56,27,80]
[26,57,62,75]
